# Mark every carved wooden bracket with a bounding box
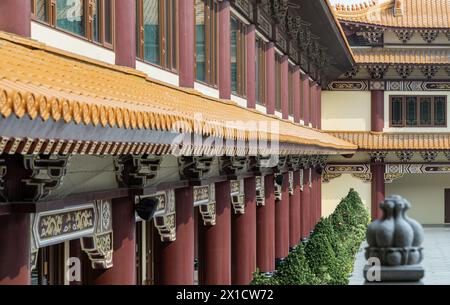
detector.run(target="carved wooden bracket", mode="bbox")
[288,171,294,195]
[394,29,414,43]
[114,154,162,188]
[194,185,216,226]
[179,156,213,181]
[152,190,176,242]
[219,156,248,177]
[81,200,113,270]
[22,155,70,202]
[230,179,245,214]
[256,176,265,206]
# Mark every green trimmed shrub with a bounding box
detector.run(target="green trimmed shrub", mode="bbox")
[250,188,369,285]
[273,243,319,285]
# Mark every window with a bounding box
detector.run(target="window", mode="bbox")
[255,37,266,105]
[275,53,282,112]
[195,0,218,85]
[288,65,295,117]
[31,244,65,285]
[136,0,178,70]
[390,96,447,127]
[31,0,113,48]
[230,15,246,97]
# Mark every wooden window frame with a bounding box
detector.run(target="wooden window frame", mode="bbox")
[255,36,266,106]
[389,95,447,128]
[230,14,247,98]
[31,0,114,49]
[288,64,295,116]
[275,53,282,112]
[31,244,65,285]
[194,0,218,86]
[136,0,178,72]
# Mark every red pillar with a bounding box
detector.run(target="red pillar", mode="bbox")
[310,82,316,128]
[0,0,30,37]
[310,171,316,230]
[289,171,301,248]
[86,197,136,285]
[301,74,310,125]
[232,177,257,284]
[293,67,301,123]
[281,56,289,119]
[300,169,311,239]
[218,0,231,99]
[275,173,289,262]
[318,172,322,221]
[257,175,275,273]
[179,0,195,88]
[371,164,385,221]
[371,90,384,132]
[198,182,231,285]
[246,25,256,109]
[155,187,194,284]
[317,86,322,129]
[0,214,30,285]
[266,43,276,115]
[115,0,136,68]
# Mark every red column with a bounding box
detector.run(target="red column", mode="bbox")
[266,43,276,115]
[155,187,194,284]
[371,90,384,132]
[318,172,322,221]
[293,67,301,123]
[86,197,136,285]
[281,56,289,119]
[257,175,275,273]
[301,74,310,125]
[232,177,257,284]
[198,182,231,285]
[275,173,289,262]
[115,0,136,68]
[0,0,30,37]
[246,25,256,109]
[218,0,231,99]
[317,86,322,129]
[179,0,195,88]
[310,81,316,128]
[0,214,30,285]
[289,171,301,248]
[310,171,316,230]
[300,169,311,239]
[371,164,385,221]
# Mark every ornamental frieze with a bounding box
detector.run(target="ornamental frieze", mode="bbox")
[231,0,253,20]
[327,81,369,91]
[152,190,176,242]
[256,176,265,206]
[385,163,450,183]
[322,164,372,183]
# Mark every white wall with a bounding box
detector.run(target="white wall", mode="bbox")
[322,174,372,218]
[322,91,371,131]
[31,21,115,64]
[386,174,449,225]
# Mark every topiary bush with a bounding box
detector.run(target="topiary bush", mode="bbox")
[251,189,369,285]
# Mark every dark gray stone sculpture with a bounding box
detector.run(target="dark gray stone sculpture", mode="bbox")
[364,195,425,283]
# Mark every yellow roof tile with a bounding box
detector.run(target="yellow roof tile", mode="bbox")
[0,31,356,152]
[327,131,450,150]
[353,47,450,64]
[332,0,450,29]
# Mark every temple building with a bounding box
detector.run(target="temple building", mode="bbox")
[0,0,355,285]
[1,0,447,286]
[323,0,450,226]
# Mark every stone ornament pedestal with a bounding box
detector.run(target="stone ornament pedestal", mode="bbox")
[363,195,425,284]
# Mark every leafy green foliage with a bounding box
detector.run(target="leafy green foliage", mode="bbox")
[250,188,369,285]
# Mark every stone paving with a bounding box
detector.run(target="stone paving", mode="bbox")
[349,226,450,285]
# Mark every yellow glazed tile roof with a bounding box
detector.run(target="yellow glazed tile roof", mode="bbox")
[333,0,450,28]
[328,131,450,150]
[0,31,356,152]
[353,47,450,64]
